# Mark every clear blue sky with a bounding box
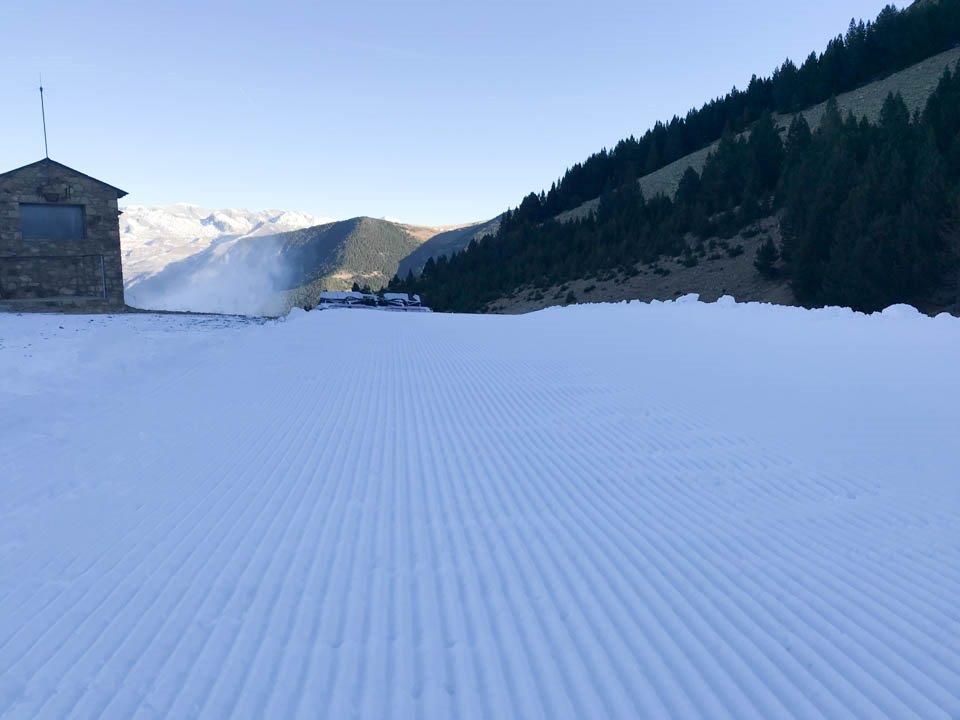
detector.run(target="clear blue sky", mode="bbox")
[2,0,899,225]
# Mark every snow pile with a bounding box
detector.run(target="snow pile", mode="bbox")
[1,300,959,718]
[121,204,330,315]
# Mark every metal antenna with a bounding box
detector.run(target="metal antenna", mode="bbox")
[39,74,49,158]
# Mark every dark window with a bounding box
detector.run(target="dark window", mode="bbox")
[20,203,86,240]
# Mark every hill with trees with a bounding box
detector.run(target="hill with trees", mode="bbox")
[128,217,449,315]
[390,1,960,315]
[556,45,960,224]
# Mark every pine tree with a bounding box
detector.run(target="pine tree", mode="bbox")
[942,193,960,269]
[781,99,859,305]
[746,112,785,196]
[700,130,747,213]
[643,142,662,175]
[675,167,702,205]
[783,114,812,168]
[773,59,800,112]
[820,97,844,137]
[754,237,781,278]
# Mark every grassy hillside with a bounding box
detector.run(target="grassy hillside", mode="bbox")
[392,8,960,284]
[395,41,960,316]
[557,46,960,223]
[501,52,960,317]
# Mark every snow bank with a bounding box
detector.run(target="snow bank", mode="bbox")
[531,298,960,491]
[1,300,958,719]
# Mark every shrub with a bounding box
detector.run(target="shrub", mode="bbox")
[681,248,699,267]
[754,237,781,277]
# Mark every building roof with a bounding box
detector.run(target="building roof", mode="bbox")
[0,158,128,199]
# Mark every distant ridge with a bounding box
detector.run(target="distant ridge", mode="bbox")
[396,216,502,278]
[125,215,469,314]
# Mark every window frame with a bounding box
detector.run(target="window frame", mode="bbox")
[19,202,87,241]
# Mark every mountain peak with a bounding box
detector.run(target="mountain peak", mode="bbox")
[120,205,332,286]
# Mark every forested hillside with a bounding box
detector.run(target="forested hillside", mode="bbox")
[391,1,960,314]
[555,45,960,222]
[510,0,960,227]
[272,218,430,308]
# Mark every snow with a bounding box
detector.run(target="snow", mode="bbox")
[1,299,959,719]
[120,204,329,314]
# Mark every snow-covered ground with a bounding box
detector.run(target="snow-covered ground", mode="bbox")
[1,299,959,719]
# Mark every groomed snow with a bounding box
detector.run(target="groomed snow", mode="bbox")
[1,299,959,719]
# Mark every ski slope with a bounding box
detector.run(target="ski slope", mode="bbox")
[1,300,959,719]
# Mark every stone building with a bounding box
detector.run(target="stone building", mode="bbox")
[0,158,127,312]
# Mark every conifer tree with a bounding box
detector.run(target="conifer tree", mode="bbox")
[746,112,785,196]
[754,237,780,278]
[782,115,813,177]
[675,167,702,205]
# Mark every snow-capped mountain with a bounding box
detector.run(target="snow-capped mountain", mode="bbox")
[120,204,331,286]
[121,205,487,316]
[123,216,438,316]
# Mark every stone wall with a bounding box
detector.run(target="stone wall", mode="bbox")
[0,160,126,312]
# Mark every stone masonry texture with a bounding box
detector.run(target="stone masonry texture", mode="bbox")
[0,159,126,312]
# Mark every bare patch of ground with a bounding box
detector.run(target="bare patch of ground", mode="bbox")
[397,222,475,244]
[488,212,960,317]
[487,217,793,314]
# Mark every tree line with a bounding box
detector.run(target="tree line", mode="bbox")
[494,1,960,230]
[391,61,960,314]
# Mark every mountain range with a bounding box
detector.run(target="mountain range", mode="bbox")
[121,205,329,283]
[121,205,486,315]
[123,1,960,317]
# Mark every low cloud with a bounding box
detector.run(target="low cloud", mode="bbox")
[125,236,293,316]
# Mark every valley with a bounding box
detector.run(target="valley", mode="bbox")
[122,208,486,315]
